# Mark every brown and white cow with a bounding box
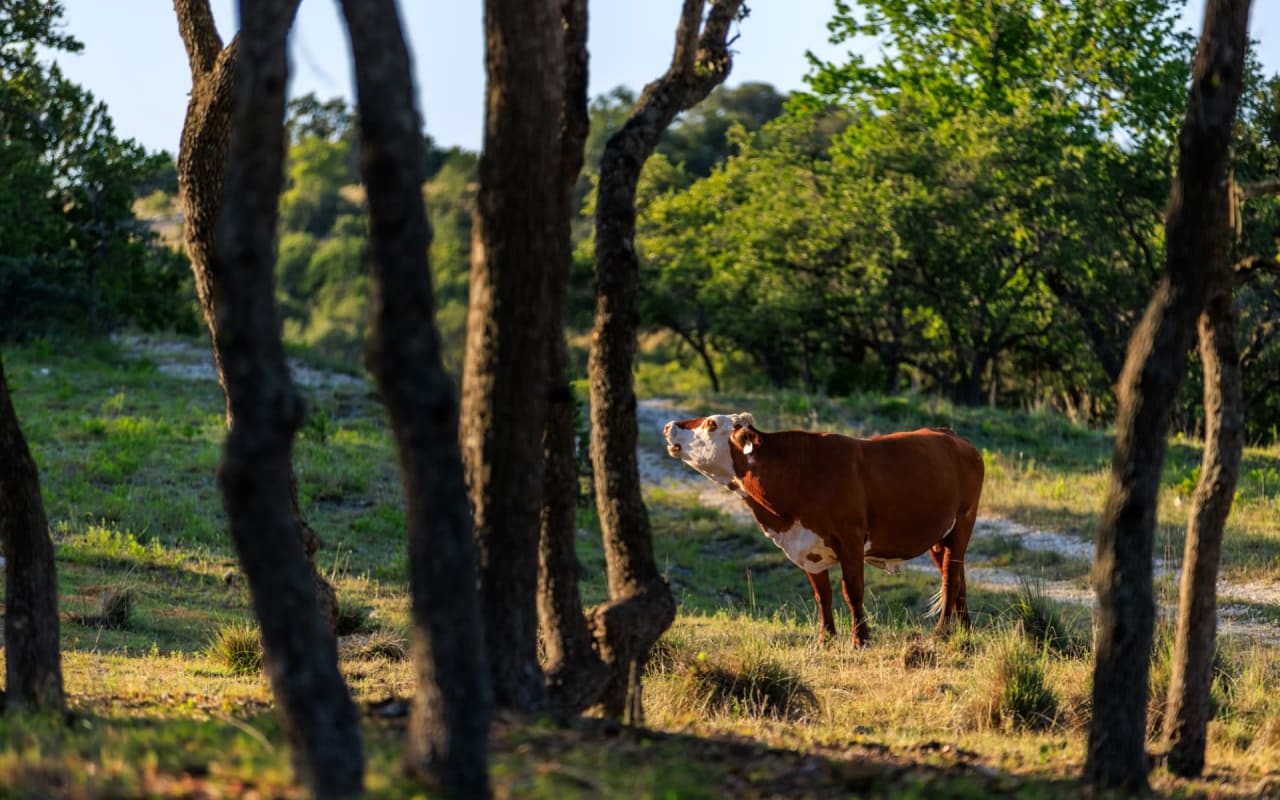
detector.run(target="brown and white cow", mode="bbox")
[662,412,984,646]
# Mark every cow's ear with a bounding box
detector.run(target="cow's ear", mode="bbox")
[731,412,754,430]
[731,426,759,455]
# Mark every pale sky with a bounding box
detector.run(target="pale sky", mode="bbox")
[44,1,1280,157]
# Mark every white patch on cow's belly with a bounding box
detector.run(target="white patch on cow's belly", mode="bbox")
[865,556,907,574]
[763,523,837,573]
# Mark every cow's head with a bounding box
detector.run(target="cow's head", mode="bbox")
[662,412,754,484]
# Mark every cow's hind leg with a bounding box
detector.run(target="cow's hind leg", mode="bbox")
[936,511,977,635]
[806,570,837,643]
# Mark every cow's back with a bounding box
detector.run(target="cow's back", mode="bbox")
[852,428,983,550]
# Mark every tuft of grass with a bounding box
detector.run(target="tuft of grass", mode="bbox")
[335,597,376,637]
[1009,579,1088,657]
[965,626,1059,732]
[340,630,409,662]
[900,635,940,669]
[69,586,136,630]
[206,622,263,676]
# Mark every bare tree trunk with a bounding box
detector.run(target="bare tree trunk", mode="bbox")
[337,2,491,795]
[1085,1,1250,791]
[0,357,65,714]
[1161,248,1245,776]
[460,0,565,713]
[538,0,611,714]
[589,0,743,719]
[171,0,337,632]
[210,1,363,794]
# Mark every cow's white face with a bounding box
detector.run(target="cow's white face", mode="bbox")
[662,412,753,484]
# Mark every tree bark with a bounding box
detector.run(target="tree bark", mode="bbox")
[460,0,565,713]
[171,0,337,632]
[537,0,611,714]
[210,0,363,794]
[337,2,491,795]
[589,0,743,720]
[0,356,65,714]
[1161,216,1246,779]
[1084,1,1251,791]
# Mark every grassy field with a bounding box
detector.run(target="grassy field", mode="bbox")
[1,335,1278,798]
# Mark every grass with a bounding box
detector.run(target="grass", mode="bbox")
[1,336,1278,797]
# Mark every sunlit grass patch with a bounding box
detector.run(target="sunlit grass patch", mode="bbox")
[647,632,819,722]
[55,521,182,570]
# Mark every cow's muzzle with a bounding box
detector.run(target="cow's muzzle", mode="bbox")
[666,444,681,456]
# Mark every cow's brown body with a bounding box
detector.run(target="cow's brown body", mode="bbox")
[663,413,984,646]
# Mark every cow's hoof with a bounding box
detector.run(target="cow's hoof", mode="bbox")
[851,637,870,649]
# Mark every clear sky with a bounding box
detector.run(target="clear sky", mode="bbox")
[45,1,1280,157]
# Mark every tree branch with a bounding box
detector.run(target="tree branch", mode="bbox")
[173,0,224,77]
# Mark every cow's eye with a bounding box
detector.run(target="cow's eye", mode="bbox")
[705,419,717,432]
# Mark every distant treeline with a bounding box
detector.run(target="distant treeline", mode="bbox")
[7,1,1280,442]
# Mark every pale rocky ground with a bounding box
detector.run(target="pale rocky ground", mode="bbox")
[110,335,1278,644]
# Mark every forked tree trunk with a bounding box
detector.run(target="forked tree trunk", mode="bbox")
[171,0,337,631]
[0,357,65,714]
[1161,236,1245,776]
[337,1,491,795]
[460,0,565,713]
[1085,0,1250,791]
[589,0,743,720]
[210,1,363,794]
[537,0,611,713]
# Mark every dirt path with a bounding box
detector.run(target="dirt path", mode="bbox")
[636,397,1280,645]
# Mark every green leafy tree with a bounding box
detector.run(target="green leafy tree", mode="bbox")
[0,1,193,340]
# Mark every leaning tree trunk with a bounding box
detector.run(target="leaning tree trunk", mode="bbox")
[0,356,65,714]
[589,0,743,720]
[337,1,492,795]
[210,0,363,795]
[171,0,337,632]
[459,0,565,713]
[1161,230,1245,775]
[538,0,611,714]
[1085,1,1250,792]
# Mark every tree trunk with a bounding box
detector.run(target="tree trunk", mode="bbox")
[0,356,65,714]
[1084,1,1250,791]
[1161,239,1245,777]
[171,0,337,632]
[210,1,363,794]
[459,0,565,714]
[589,0,743,720]
[337,2,491,795]
[538,0,611,714]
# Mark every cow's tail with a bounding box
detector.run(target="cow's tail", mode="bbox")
[925,585,945,618]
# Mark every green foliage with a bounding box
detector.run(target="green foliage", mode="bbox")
[634,0,1204,417]
[0,2,195,342]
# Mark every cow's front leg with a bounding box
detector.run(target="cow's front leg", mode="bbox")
[838,550,870,647]
[806,570,836,643]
